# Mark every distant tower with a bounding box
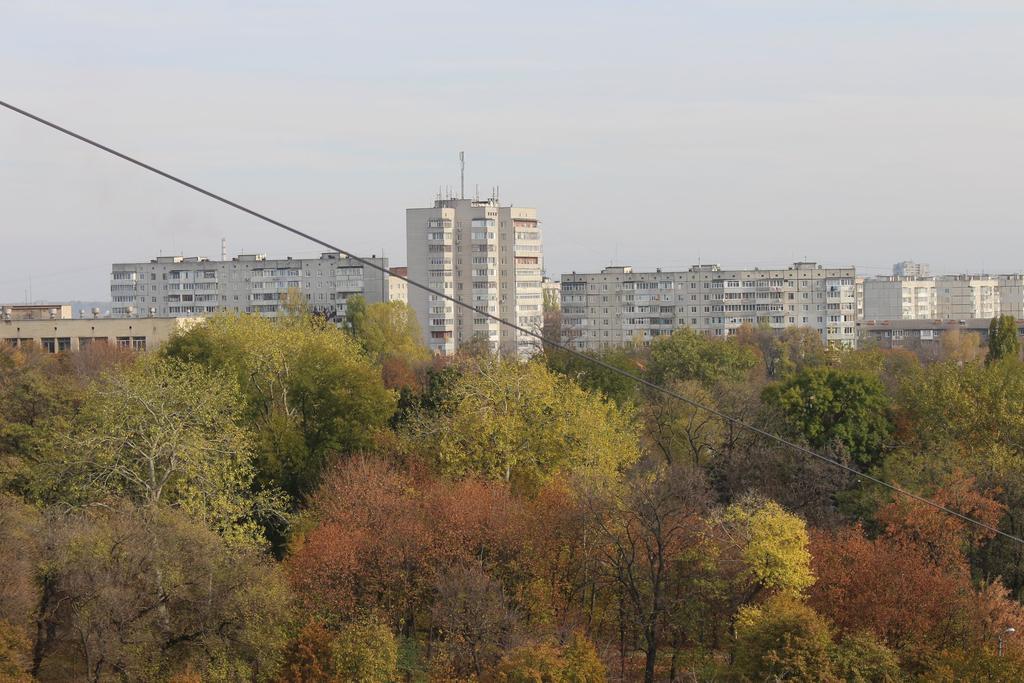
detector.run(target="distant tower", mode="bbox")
[221,238,227,261]
[459,151,465,200]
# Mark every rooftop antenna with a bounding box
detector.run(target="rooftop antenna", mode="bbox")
[460,151,465,199]
[475,184,479,201]
[221,237,227,261]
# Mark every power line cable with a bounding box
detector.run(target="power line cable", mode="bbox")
[3,98,1020,546]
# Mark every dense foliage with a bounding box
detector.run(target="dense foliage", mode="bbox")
[2,312,1024,681]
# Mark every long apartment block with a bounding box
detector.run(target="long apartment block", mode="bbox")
[110,252,392,319]
[406,196,543,357]
[560,262,858,352]
[861,274,1002,321]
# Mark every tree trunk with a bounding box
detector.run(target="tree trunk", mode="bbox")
[644,630,658,683]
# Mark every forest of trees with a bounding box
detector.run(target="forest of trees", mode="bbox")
[3,301,1024,681]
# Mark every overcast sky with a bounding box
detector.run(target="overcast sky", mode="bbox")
[2,0,1024,302]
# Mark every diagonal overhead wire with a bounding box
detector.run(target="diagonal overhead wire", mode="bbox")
[2,97,1020,546]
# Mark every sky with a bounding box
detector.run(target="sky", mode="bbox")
[2,0,1024,302]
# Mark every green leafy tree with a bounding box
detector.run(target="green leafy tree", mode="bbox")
[349,300,430,366]
[545,347,642,407]
[406,358,639,490]
[762,367,892,467]
[647,328,758,386]
[162,313,395,503]
[38,356,282,547]
[732,595,836,683]
[988,314,1021,364]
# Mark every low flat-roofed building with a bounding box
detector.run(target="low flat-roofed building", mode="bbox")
[1,317,200,353]
[857,318,1024,352]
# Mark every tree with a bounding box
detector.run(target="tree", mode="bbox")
[584,464,711,683]
[405,358,639,490]
[988,314,1021,364]
[713,497,816,606]
[561,631,606,682]
[732,595,836,683]
[162,313,396,504]
[544,347,642,407]
[433,565,518,678]
[641,380,724,467]
[762,367,892,468]
[647,328,759,386]
[735,324,828,378]
[809,525,970,651]
[495,643,565,682]
[37,355,282,547]
[831,631,902,683]
[349,300,430,367]
[27,506,292,682]
[331,614,399,683]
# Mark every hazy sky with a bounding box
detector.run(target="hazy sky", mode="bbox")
[3,0,1024,302]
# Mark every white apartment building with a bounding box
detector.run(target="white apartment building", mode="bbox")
[862,277,937,320]
[561,262,858,352]
[406,196,543,357]
[110,252,391,319]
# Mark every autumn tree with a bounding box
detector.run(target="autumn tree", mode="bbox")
[162,313,395,503]
[583,463,711,683]
[735,324,828,378]
[641,380,724,467]
[32,355,282,547]
[405,358,639,490]
[732,595,836,682]
[26,506,291,681]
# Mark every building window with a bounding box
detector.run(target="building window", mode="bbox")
[132,337,147,351]
[116,336,131,349]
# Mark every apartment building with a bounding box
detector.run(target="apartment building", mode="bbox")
[862,277,937,320]
[406,195,543,357]
[110,252,391,319]
[997,275,1024,319]
[388,267,409,306]
[893,261,930,277]
[561,262,857,352]
[861,274,1004,321]
[934,275,1000,320]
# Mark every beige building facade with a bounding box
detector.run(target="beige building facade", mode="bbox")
[1,317,200,353]
[862,277,937,320]
[561,262,858,351]
[406,196,543,356]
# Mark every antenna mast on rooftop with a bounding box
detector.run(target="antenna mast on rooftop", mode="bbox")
[459,151,465,199]
[221,237,227,261]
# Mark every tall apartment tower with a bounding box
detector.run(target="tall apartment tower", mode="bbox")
[407,195,543,356]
